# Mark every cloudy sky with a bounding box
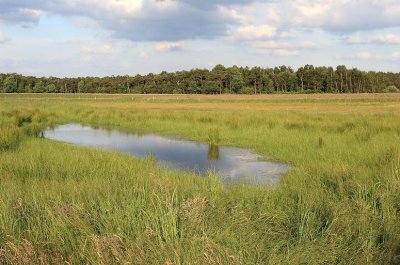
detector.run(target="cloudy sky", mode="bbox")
[0,0,399,77]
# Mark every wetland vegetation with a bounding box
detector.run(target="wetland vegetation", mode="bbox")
[0,93,400,264]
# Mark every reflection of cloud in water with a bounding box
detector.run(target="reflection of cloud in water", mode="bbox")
[44,124,290,185]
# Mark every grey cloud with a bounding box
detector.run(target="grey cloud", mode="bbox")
[326,3,400,32]
[2,0,398,43]
[107,1,235,41]
[0,0,258,41]
[0,1,43,24]
[288,0,400,33]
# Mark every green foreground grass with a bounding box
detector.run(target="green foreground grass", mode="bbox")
[0,94,400,264]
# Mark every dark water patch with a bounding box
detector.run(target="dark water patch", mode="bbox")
[44,124,290,185]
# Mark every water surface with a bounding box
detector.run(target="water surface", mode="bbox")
[44,124,290,185]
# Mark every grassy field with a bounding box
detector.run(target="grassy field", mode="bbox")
[0,93,400,264]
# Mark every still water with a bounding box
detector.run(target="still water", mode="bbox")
[44,124,290,185]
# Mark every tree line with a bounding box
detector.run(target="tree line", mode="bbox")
[1,65,399,94]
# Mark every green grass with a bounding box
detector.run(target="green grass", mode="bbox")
[0,94,400,264]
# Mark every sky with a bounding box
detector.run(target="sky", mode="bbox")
[0,0,399,77]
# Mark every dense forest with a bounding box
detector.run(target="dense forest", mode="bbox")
[1,65,399,94]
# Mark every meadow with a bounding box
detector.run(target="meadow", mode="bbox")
[0,93,400,264]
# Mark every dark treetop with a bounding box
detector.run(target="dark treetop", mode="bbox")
[1,64,399,94]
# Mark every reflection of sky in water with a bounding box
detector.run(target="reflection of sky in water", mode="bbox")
[44,124,290,185]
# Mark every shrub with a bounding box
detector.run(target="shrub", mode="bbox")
[382,85,399,93]
[172,87,183,94]
[239,86,255,94]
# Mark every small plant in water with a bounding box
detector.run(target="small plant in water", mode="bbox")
[207,128,220,161]
[207,144,220,161]
[208,128,220,146]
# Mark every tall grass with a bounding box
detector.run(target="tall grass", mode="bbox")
[0,94,399,264]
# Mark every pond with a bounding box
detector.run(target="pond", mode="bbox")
[44,124,290,185]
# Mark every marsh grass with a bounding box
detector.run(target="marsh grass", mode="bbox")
[0,94,400,264]
[0,127,21,151]
[0,109,50,152]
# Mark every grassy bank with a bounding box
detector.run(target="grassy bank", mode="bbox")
[0,94,399,264]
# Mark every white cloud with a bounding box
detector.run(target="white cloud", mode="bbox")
[355,51,374,60]
[252,41,302,56]
[138,51,149,59]
[280,30,298,38]
[391,52,400,61]
[218,6,247,24]
[289,0,400,32]
[155,41,185,52]
[299,41,319,49]
[347,34,400,44]
[254,40,319,51]
[81,44,114,54]
[228,24,277,41]
[340,50,395,61]
[272,49,300,57]
[103,0,144,13]
[254,40,291,50]
[293,2,330,21]
[65,0,144,14]
[0,32,10,43]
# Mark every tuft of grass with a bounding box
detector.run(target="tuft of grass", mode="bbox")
[318,136,324,148]
[0,127,21,151]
